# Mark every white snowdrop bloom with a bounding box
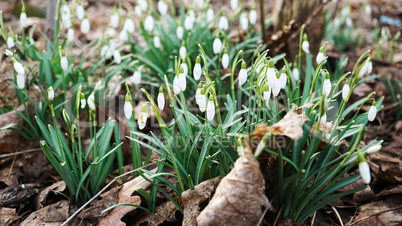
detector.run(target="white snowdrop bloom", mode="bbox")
[7,36,14,49]
[20,12,27,28]
[100,45,108,57]
[230,0,238,11]
[368,103,377,122]
[110,12,119,28]
[76,4,85,20]
[323,78,331,96]
[173,74,181,94]
[5,49,13,56]
[188,9,195,22]
[176,26,184,39]
[179,45,187,60]
[249,9,257,25]
[302,40,310,53]
[193,56,202,80]
[47,86,54,101]
[138,0,148,11]
[178,67,187,91]
[195,86,202,106]
[365,5,371,15]
[157,87,165,110]
[81,18,90,34]
[124,100,133,119]
[266,60,276,88]
[206,8,214,23]
[158,0,168,16]
[196,0,204,9]
[81,98,86,108]
[153,35,161,48]
[346,18,353,27]
[113,50,121,64]
[181,63,188,76]
[16,74,25,89]
[358,58,373,78]
[119,29,129,42]
[87,94,95,111]
[135,5,142,16]
[292,67,300,81]
[184,15,194,30]
[61,5,71,28]
[196,89,207,112]
[123,18,135,33]
[60,56,68,71]
[240,12,249,31]
[272,76,281,97]
[320,113,327,122]
[263,85,271,102]
[67,28,74,43]
[359,159,371,184]
[212,37,222,54]
[132,70,142,85]
[218,15,229,30]
[279,70,287,89]
[221,52,229,69]
[144,15,154,32]
[13,60,25,75]
[334,18,340,27]
[206,96,215,121]
[238,62,247,86]
[316,46,326,65]
[367,144,381,154]
[342,82,350,100]
[138,111,148,129]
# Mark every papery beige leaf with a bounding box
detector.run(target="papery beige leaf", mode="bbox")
[135,201,178,226]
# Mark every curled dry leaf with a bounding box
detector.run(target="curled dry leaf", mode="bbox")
[35,181,66,210]
[0,207,20,225]
[197,144,272,226]
[135,201,178,226]
[21,200,70,225]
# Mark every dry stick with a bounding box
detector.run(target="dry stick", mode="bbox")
[331,206,344,226]
[310,211,316,226]
[61,161,160,226]
[258,205,270,226]
[272,205,283,226]
[0,148,41,158]
[349,205,402,225]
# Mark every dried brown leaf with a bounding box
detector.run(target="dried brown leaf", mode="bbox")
[0,207,21,225]
[35,181,66,210]
[21,200,70,225]
[135,201,178,226]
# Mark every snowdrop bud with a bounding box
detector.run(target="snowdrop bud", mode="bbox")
[113,50,121,64]
[138,104,148,129]
[249,8,257,25]
[181,63,188,76]
[81,17,90,34]
[67,27,74,43]
[272,71,281,97]
[193,55,202,80]
[61,5,71,28]
[173,74,181,94]
[218,15,229,30]
[213,36,222,54]
[206,7,214,23]
[124,94,133,119]
[206,95,215,121]
[110,11,119,28]
[5,50,13,56]
[197,87,207,112]
[16,74,25,89]
[144,15,154,32]
[189,9,195,21]
[13,59,25,75]
[176,26,184,39]
[132,70,142,85]
[358,152,371,184]
[365,5,371,15]
[367,143,381,154]
[267,59,276,88]
[47,86,54,101]
[196,0,204,9]
[320,113,327,122]
[316,46,326,64]
[342,80,350,100]
[179,45,187,60]
[240,12,249,31]
[158,0,168,16]
[7,36,14,48]
[138,0,148,12]
[184,15,194,30]
[153,35,161,48]
[292,66,300,81]
[135,5,142,16]
[368,101,377,122]
[80,93,86,108]
[230,0,238,11]
[20,11,27,28]
[279,68,287,89]
[119,29,128,42]
[60,56,68,71]
[238,61,247,86]
[157,86,165,110]
[77,4,85,20]
[62,109,71,125]
[323,72,331,96]
[87,94,95,111]
[302,34,310,53]
[221,50,229,69]
[263,84,271,101]
[123,18,135,33]
[178,66,187,91]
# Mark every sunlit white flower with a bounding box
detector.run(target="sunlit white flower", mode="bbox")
[358,58,372,78]
[196,0,204,9]
[67,28,74,43]
[81,17,90,34]
[132,70,142,85]
[181,63,188,76]
[221,52,229,69]
[292,67,300,81]
[178,66,187,91]
[81,97,86,108]
[138,104,148,129]
[267,60,276,88]
[213,37,222,54]
[346,18,353,27]
[60,56,68,71]
[123,18,135,33]
[124,100,132,119]
[7,36,14,48]
[365,5,371,15]
[323,75,331,96]
[263,84,271,102]
[176,26,184,39]
[342,82,350,100]
[238,61,247,86]
[358,152,371,184]
[240,12,249,31]
[77,4,85,20]
[157,87,165,110]
[5,50,13,56]
[249,9,257,25]
[368,102,377,122]
[47,86,54,101]
[193,56,202,80]
[110,12,119,28]
[153,35,161,48]
[158,0,168,16]
[16,73,25,89]
[218,15,229,30]
[320,113,327,122]
[87,94,95,111]
[20,12,27,28]
[144,15,154,32]
[61,5,71,28]
[184,15,194,30]
[13,60,25,75]
[230,0,238,11]
[279,69,287,89]
[302,35,310,53]
[138,0,148,11]
[188,9,195,22]
[206,7,214,22]
[173,74,181,94]
[206,95,215,121]
[196,87,207,112]
[113,50,121,64]
[316,46,326,64]
[367,143,381,154]
[272,73,281,97]
[119,29,128,42]
[135,5,142,16]
[179,45,186,60]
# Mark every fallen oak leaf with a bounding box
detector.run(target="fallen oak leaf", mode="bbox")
[135,201,178,226]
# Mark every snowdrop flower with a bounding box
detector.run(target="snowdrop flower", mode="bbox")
[272,71,281,97]
[193,55,202,80]
[76,4,85,20]
[206,7,214,23]
[358,58,372,78]
[320,113,327,122]
[47,86,54,101]
[80,93,86,108]
[13,59,25,75]
[196,86,207,112]
[267,59,276,88]
[238,61,247,86]
[367,143,381,154]
[302,34,310,53]
[7,36,15,49]
[240,12,249,31]
[279,68,287,89]
[178,66,187,91]
[144,15,154,32]
[230,0,238,11]
[67,27,74,43]
[196,0,204,8]
[60,55,68,71]
[158,0,168,16]
[181,63,188,76]
[135,5,142,16]
[188,9,195,22]
[123,18,135,33]
[138,0,148,12]
[4,49,13,56]
[119,29,129,42]
[110,11,119,28]
[176,25,184,39]
[368,101,377,122]
[218,15,229,30]
[179,44,187,60]
[20,4,27,28]
[346,18,353,27]
[138,104,148,129]
[153,35,161,48]
[113,50,121,64]
[316,46,326,64]
[292,66,300,81]
[221,50,229,69]
[213,36,222,54]
[323,72,331,96]
[358,152,371,184]
[263,84,271,102]
[365,4,371,15]
[61,5,71,28]
[206,95,215,121]
[81,17,90,34]
[132,70,142,85]
[124,94,133,119]
[16,74,25,89]
[342,80,350,100]
[87,94,95,111]
[157,86,165,110]
[249,7,257,25]
[184,15,194,30]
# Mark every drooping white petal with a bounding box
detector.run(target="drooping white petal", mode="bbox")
[77,5,85,20]
[206,98,215,121]
[342,83,350,100]
[206,8,214,22]
[221,53,229,69]
[7,36,15,48]
[193,63,202,80]
[272,78,281,97]
[230,0,238,11]
[302,40,310,53]
[181,63,188,76]
[153,36,161,48]
[238,68,247,86]
[367,144,381,154]
[213,38,222,54]
[47,86,54,101]
[157,92,165,110]
[124,101,133,119]
[144,15,154,32]
[368,105,377,121]
[110,12,119,28]
[240,12,249,31]
[323,79,331,96]
[20,12,27,28]
[123,18,135,33]
[67,28,74,43]
[61,56,68,71]
[173,75,181,94]
[138,112,148,129]
[263,89,271,102]
[176,26,184,39]
[197,93,207,112]
[267,68,276,88]
[184,15,194,30]
[14,61,25,75]
[135,5,142,16]
[316,52,326,64]
[113,50,121,64]
[158,1,168,16]
[88,94,95,111]
[119,29,128,42]
[138,0,148,11]
[218,16,229,30]
[178,72,187,91]
[81,98,86,108]
[196,0,204,9]
[359,161,371,184]
[132,70,142,85]
[81,18,90,34]
[16,74,25,89]
[179,46,187,60]
[279,72,287,89]
[249,10,257,25]
[292,67,300,81]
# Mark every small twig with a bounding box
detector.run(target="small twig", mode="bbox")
[258,205,270,226]
[349,205,402,225]
[272,205,283,226]
[0,148,41,158]
[61,161,160,226]
[331,206,344,226]
[310,211,316,226]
